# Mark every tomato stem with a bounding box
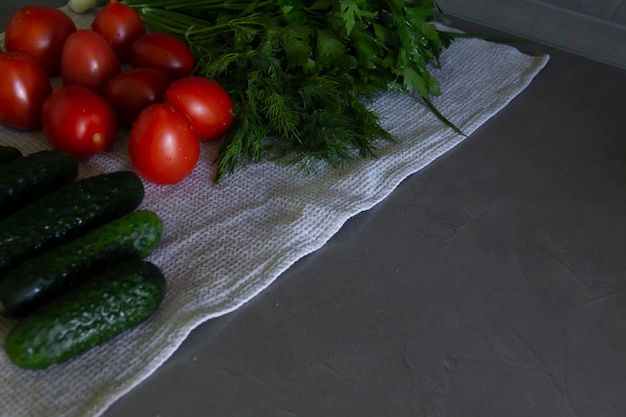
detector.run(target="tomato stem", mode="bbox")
[66,0,109,13]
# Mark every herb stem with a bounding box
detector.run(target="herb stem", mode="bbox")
[124,0,274,12]
[137,8,269,39]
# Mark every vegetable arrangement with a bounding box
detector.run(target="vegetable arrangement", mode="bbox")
[0,146,166,369]
[0,0,458,369]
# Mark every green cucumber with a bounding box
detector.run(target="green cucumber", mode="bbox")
[0,210,163,318]
[0,171,144,274]
[0,150,78,218]
[4,259,166,370]
[0,146,22,164]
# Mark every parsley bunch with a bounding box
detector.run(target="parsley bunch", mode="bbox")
[108,0,456,179]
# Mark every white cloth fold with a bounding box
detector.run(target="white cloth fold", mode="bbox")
[0,7,549,417]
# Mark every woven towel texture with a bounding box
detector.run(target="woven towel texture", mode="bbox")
[0,7,548,417]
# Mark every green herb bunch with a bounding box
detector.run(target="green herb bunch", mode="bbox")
[118,0,455,179]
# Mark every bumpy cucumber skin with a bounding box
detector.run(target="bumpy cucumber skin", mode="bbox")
[0,146,22,164]
[0,210,163,318]
[0,150,78,218]
[0,171,144,273]
[5,259,166,370]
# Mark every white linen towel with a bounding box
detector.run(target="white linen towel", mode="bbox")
[0,7,549,417]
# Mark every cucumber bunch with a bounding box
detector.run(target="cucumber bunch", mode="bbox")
[0,146,166,369]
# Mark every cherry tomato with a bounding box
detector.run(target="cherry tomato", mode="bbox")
[131,33,195,80]
[4,6,76,76]
[165,76,234,141]
[103,68,172,128]
[128,104,200,184]
[0,52,52,131]
[91,0,146,63]
[41,86,118,159]
[61,30,121,93]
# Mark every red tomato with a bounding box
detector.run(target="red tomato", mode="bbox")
[0,52,52,131]
[131,33,195,80]
[61,30,121,93]
[165,76,234,141]
[4,6,76,76]
[128,104,200,184]
[103,68,172,128]
[41,86,118,159]
[91,1,146,63]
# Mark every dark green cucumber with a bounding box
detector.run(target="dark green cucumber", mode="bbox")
[4,259,166,369]
[0,150,78,218]
[0,171,144,274]
[0,210,163,318]
[0,146,22,164]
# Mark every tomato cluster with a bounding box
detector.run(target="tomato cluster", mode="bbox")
[0,3,234,185]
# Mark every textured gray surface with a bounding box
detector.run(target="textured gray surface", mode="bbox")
[438,0,626,69]
[540,0,625,21]
[2,1,626,417]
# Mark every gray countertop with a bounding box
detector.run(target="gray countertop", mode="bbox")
[2,2,626,416]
